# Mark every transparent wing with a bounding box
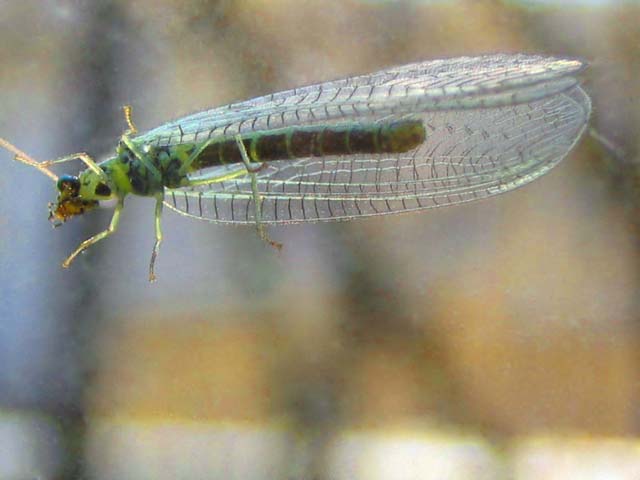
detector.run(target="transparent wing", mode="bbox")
[164,85,591,224]
[138,54,586,147]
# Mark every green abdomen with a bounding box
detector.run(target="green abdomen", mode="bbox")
[190,119,426,170]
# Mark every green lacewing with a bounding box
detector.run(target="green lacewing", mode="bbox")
[0,54,591,281]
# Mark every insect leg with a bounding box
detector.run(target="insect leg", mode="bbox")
[588,128,627,164]
[118,105,162,181]
[177,135,268,176]
[43,153,108,180]
[62,198,124,268]
[234,135,282,250]
[1,137,110,182]
[182,165,248,187]
[149,192,164,282]
[178,138,216,176]
[121,134,162,181]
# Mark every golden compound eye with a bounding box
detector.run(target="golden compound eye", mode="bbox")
[57,175,80,196]
[95,182,111,196]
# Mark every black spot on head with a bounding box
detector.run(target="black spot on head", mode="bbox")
[95,182,112,196]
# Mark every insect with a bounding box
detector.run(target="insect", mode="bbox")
[0,54,591,281]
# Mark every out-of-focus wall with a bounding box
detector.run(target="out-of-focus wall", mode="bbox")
[0,1,638,479]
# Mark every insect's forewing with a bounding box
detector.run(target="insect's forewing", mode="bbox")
[152,54,591,224]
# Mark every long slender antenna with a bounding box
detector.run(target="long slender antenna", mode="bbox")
[0,137,59,182]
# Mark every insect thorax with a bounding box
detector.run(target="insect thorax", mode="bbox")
[109,143,189,196]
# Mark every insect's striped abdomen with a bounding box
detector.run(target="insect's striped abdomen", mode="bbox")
[191,119,426,170]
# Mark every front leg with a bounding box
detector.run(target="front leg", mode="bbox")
[43,152,108,180]
[0,138,107,182]
[62,199,124,268]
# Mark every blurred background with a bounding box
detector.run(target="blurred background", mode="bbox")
[0,0,639,479]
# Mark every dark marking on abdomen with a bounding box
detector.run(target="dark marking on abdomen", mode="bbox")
[190,119,426,171]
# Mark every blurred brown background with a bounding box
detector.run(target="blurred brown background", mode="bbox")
[0,1,638,479]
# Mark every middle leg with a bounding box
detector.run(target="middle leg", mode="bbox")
[62,198,124,268]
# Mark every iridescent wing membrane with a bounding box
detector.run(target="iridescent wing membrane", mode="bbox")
[136,54,591,224]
